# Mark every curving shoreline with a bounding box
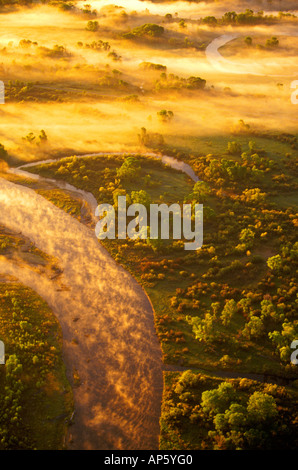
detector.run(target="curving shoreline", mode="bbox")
[0,175,164,450]
[3,150,201,450]
[206,32,298,77]
[10,150,200,183]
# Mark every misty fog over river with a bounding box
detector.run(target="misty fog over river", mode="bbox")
[0,176,164,450]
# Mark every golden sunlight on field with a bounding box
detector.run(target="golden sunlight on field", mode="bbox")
[0,0,297,452]
[0,3,297,162]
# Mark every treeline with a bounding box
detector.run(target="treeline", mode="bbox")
[154,73,206,92]
[189,140,298,194]
[122,23,165,40]
[120,22,205,50]
[201,9,289,26]
[0,0,32,5]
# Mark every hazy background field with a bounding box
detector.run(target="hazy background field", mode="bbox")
[0,1,296,162]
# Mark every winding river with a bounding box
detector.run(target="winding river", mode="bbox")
[0,152,198,450]
[1,1,297,445]
[206,32,298,77]
[0,172,165,450]
[3,26,295,449]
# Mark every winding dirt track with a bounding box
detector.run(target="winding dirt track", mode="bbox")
[0,177,163,450]
[206,31,298,77]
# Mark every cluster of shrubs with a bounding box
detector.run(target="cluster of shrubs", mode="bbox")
[161,371,298,450]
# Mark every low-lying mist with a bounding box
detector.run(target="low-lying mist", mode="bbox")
[76,0,298,19]
[0,3,297,162]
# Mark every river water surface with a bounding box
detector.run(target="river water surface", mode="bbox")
[0,175,164,450]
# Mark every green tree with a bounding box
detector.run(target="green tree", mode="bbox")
[188,181,210,203]
[201,382,238,415]
[242,316,264,339]
[247,392,278,422]
[187,312,218,344]
[239,228,255,248]
[267,254,282,272]
[227,141,242,155]
[130,189,151,209]
[220,299,237,327]
[116,157,141,182]
[260,300,276,320]
[240,188,266,204]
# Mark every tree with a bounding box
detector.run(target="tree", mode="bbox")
[202,16,217,25]
[244,36,252,46]
[123,24,164,39]
[86,20,99,32]
[23,132,35,144]
[188,181,210,203]
[130,189,151,209]
[240,188,266,204]
[138,127,148,146]
[201,382,238,415]
[220,299,237,327]
[116,156,141,182]
[260,300,276,320]
[19,39,34,48]
[269,321,298,361]
[108,51,121,62]
[214,403,247,434]
[138,127,164,149]
[239,228,255,249]
[267,254,282,272]
[139,62,167,72]
[157,110,174,123]
[247,392,278,422]
[187,312,218,344]
[224,403,247,430]
[38,129,47,144]
[227,141,242,156]
[112,188,130,208]
[242,316,264,339]
[0,143,8,160]
[266,36,279,48]
[186,76,206,90]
